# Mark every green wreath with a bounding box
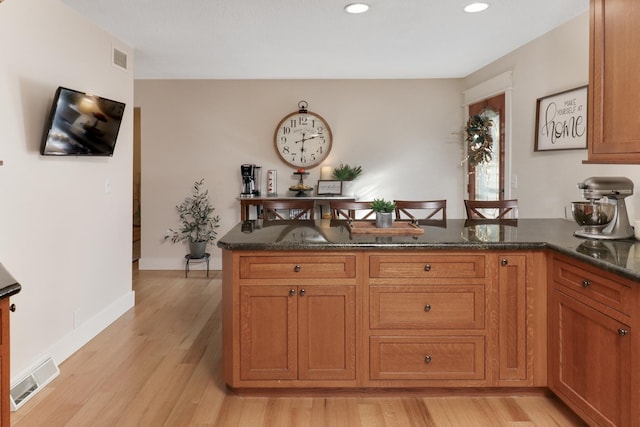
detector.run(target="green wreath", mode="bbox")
[465,114,494,166]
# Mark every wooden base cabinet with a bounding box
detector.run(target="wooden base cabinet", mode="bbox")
[222,249,547,389]
[239,284,356,382]
[549,254,639,426]
[0,298,9,427]
[223,251,358,388]
[364,251,546,387]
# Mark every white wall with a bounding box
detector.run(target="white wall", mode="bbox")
[464,12,640,221]
[135,79,465,270]
[0,0,134,382]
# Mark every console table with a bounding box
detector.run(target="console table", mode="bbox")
[238,195,354,221]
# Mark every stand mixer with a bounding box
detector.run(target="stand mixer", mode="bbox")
[573,176,634,240]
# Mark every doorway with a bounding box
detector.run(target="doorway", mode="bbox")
[467,93,505,201]
[133,107,141,262]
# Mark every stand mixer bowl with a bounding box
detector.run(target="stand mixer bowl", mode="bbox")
[571,201,616,233]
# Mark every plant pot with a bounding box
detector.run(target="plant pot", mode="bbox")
[189,241,207,258]
[376,212,393,228]
[341,180,356,197]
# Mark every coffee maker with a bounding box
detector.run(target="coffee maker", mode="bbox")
[574,176,634,240]
[241,164,261,197]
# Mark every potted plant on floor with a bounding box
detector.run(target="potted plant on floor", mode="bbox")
[164,178,220,258]
[371,198,396,228]
[332,163,363,197]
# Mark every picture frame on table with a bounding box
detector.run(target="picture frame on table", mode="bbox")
[316,180,342,196]
[534,85,588,151]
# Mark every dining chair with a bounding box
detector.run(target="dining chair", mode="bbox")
[464,199,518,219]
[330,200,375,220]
[394,200,447,222]
[262,199,315,220]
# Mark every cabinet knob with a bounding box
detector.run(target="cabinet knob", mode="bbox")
[424,355,432,364]
[501,258,508,266]
[9,304,16,312]
[424,304,432,312]
[299,288,306,297]
[618,328,629,336]
[582,279,591,288]
[294,265,301,272]
[424,264,431,272]
[289,289,296,297]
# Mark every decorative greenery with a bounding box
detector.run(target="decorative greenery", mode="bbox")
[370,198,396,213]
[164,179,220,244]
[465,114,494,166]
[332,163,363,181]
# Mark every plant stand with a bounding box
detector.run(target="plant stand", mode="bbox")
[184,253,210,278]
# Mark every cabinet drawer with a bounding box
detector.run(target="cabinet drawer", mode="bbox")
[370,286,485,329]
[239,255,356,279]
[369,255,485,278]
[553,258,631,315]
[370,336,485,380]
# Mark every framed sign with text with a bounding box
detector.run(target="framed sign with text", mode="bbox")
[316,180,342,196]
[534,85,588,151]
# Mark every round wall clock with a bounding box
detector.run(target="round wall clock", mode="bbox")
[274,101,332,168]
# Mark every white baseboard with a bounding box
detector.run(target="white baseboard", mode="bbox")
[138,256,222,271]
[11,290,135,388]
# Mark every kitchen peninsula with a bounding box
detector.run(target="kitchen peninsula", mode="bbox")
[218,219,640,427]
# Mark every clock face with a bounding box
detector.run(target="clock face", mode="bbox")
[274,111,332,168]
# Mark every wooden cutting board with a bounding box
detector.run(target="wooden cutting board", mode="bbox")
[348,221,424,235]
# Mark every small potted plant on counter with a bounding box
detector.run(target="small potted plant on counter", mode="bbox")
[164,178,220,258]
[332,163,363,197]
[371,198,396,228]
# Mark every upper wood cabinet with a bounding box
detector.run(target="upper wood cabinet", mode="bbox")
[587,0,640,163]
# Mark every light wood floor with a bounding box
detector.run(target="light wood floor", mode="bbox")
[11,267,587,426]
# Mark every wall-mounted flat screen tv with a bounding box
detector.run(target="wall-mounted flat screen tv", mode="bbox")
[40,86,126,156]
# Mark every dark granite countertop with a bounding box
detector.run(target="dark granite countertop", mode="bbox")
[0,263,22,300]
[217,218,640,282]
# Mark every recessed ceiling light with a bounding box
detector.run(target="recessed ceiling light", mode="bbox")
[464,2,489,13]
[344,3,370,14]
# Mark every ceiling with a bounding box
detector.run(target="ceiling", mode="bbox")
[60,0,589,80]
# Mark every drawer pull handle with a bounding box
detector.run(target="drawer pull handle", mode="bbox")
[501,258,508,266]
[9,304,16,312]
[424,355,432,364]
[424,304,432,312]
[424,264,431,272]
[618,328,629,336]
[294,265,301,272]
[582,279,591,288]
[289,289,296,297]
[299,288,306,297]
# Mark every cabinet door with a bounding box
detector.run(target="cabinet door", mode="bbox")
[497,255,527,382]
[588,0,640,163]
[549,290,631,427]
[239,285,297,380]
[298,285,356,380]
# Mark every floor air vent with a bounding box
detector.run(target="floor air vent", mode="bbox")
[10,357,60,411]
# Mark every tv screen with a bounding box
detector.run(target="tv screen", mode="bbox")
[40,87,126,156]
